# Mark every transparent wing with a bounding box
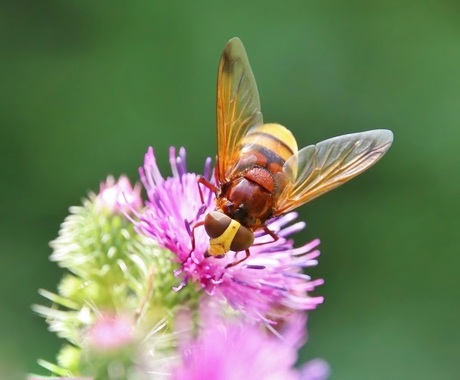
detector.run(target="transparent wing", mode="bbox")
[275,129,394,214]
[215,37,263,183]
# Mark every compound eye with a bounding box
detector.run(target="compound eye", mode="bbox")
[204,211,232,238]
[230,225,254,252]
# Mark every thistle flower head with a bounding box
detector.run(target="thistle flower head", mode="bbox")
[137,147,324,321]
[34,175,192,378]
[95,175,142,214]
[33,148,329,379]
[172,302,329,380]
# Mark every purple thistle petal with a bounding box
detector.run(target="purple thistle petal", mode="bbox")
[172,307,310,380]
[299,359,331,380]
[202,157,212,181]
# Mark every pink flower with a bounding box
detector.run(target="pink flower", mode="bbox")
[86,313,134,351]
[172,306,329,380]
[95,175,142,214]
[137,147,324,321]
[298,359,332,380]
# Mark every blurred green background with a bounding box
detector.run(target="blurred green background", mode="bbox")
[1,1,459,379]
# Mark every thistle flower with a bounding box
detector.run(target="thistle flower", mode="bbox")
[171,302,329,380]
[95,175,142,214]
[33,176,190,378]
[137,147,324,321]
[33,155,329,379]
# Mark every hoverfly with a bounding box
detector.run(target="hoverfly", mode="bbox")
[192,37,393,267]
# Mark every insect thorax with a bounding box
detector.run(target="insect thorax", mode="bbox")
[217,168,276,229]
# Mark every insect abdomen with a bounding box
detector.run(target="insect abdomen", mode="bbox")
[241,123,298,174]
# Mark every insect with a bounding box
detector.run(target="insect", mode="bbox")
[192,37,393,267]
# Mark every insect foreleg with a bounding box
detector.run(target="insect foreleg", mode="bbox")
[188,220,205,260]
[263,226,279,242]
[225,249,250,268]
[251,226,279,247]
[197,176,219,205]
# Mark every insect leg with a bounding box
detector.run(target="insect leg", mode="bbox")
[223,227,279,267]
[190,220,205,251]
[188,220,205,262]
[263,226,279,242]
[225,249,250,268]
[197,176,219,204]
[251,226,279,247]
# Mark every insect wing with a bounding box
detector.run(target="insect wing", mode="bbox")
[215,37,263,183]
[275,129,394,214]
